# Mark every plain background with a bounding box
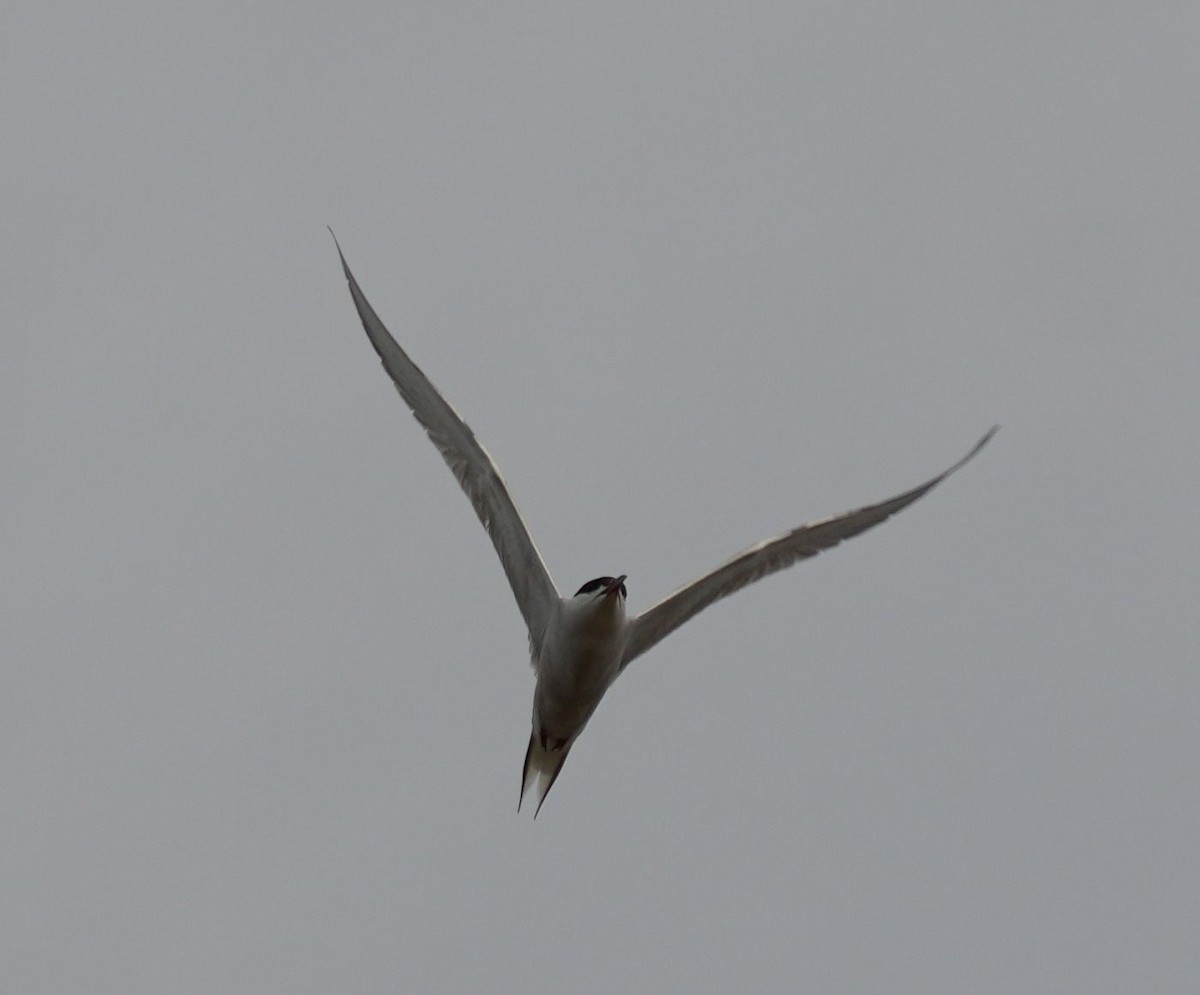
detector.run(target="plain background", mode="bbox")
[5,4,1198,992]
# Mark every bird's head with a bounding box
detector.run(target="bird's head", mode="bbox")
[574,575,628,606]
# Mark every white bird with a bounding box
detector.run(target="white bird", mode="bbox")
[332,235,997,816]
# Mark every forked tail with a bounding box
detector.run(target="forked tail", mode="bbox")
[519,732,573,817]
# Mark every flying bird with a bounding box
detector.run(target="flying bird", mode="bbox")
[331,234,996,816]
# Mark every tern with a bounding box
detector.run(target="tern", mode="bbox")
[332,235,996,816]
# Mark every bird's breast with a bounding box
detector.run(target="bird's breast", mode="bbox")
[533,607,626,727]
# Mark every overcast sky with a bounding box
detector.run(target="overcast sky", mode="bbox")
[5,4,1199,992]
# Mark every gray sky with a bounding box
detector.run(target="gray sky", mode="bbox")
[6,3,1199,992]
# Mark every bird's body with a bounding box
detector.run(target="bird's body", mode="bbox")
[523,576,629,812]
[332,232,996,816]
[534,582,627,738]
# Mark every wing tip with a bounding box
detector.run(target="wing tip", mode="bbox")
[950,424,1000,475]
[326,226,353,281]
[976,423,1001,452]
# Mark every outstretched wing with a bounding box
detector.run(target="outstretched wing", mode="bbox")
[332,233,560,651]
[620,427,997,669]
